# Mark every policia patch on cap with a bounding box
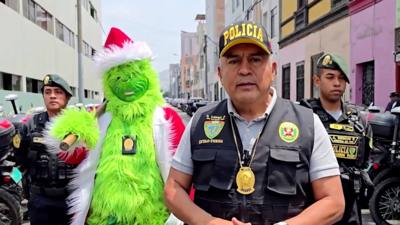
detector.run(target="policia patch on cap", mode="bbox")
[219,21,272,57]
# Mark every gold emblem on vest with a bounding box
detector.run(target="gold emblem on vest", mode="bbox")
[236,167,255,195]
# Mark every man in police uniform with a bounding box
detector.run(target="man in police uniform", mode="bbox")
[20,74,86,225]
[164,21,345,225]
[300,53,368,225]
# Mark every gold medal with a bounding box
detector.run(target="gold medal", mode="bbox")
[236,167,255,195]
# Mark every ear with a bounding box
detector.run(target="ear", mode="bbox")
[271,61,277,81]
[313,75,321,88]
[217,64,222,82]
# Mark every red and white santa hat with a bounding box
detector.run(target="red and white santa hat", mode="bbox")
[94,27,153,73]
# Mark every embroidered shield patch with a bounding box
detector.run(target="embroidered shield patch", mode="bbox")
[204,120,225,139]
[278,122,299,143]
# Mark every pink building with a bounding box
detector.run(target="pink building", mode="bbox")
[350,0,396,108]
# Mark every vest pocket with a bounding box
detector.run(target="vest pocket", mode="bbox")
[192,148,237,191]
[267,148,300,195]
[192,148,217,191]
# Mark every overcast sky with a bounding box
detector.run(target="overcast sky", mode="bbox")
[101,0,205,73]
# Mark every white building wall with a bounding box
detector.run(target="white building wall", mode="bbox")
[0,0,102,113]
[261,0,281,96]
[206,0,225,101]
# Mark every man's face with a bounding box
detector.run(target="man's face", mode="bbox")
[314,68,346,102]
[218,44,276,105]
[43,86,69,113]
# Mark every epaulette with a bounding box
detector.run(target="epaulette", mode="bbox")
[299,98,321,110]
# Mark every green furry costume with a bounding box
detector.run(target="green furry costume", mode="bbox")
[47,28,180,225]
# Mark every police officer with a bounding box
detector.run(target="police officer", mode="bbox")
[300,53,369,225]
[164,21,345,225]
[20,74,86,225]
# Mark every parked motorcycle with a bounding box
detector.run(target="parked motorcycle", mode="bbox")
[0,118,23,225]
[367,107,400,224]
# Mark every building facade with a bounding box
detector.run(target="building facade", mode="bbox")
[260,0,280,94]
[180,31,198,99]
[279,0,350,102]
[350,0,396,108]
[169,63,180,99]
[193,14,206,98]
[0,0,103,114]
[206,0,225,101]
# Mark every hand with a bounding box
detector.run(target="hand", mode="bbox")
[231,217,251,225]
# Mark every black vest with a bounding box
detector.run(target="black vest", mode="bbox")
[190,98,315,225]
[27,112,75,192]
[300,98,367,168]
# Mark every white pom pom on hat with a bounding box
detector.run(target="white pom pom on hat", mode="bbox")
[94,27,153,73]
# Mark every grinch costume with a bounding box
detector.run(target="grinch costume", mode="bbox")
[45,28,185,225]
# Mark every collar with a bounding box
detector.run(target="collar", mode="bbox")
[227,87,277,121]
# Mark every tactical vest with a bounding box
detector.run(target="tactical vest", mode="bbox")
[27,112,75,196]
[301,99,367,168]
[190,98,315,225]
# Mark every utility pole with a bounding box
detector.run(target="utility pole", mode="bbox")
[77,0,84,103]
[203,35,208,100]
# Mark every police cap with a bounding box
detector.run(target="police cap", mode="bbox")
[219,21,272,57]
[317,53,349,83]
[41,74,73,97]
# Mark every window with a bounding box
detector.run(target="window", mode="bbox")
[262,11,268,28]
[83,41,96,57]
[84,89,89,98]
[89,2,97,21]
[270,7,277,38]
[0,72,21,91]
[282,64,291,99]
[332,0,348,8]
[362,61,374,106]
[298,0,306,9]
[23,0,53,34]
[1,0,19,12]
[296,62,305,101]
[26,77,43,93]
[56,20,75,48]
[295,7,307,31]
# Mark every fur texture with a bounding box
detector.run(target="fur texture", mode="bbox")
[86,59,167,225]
[94,41,152,74]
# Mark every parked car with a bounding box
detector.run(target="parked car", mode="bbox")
[185,97,204,116]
